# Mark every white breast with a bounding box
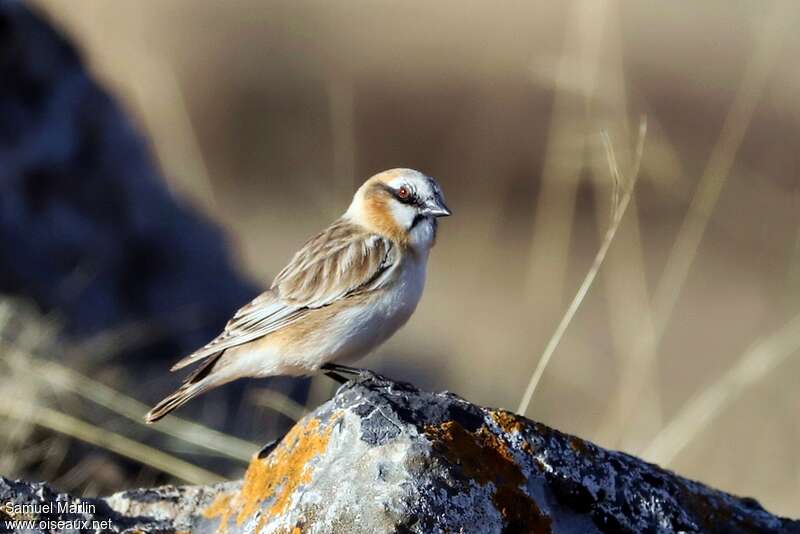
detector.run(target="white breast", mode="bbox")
[329,252,428,364]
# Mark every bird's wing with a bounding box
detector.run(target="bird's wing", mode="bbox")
[271,219,397,307]
[171,220,397,371]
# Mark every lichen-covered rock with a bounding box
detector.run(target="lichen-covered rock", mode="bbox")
[2,374,799,533]
[203,374,798,534]
[0,477,237,533]
[0,477,172,533]
[105,482,240,533]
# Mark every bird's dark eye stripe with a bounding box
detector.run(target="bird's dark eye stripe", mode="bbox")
[406,194,426,208]
[396,191,420,206]
[379,183,422,206]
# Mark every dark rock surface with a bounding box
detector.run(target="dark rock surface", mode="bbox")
[0,476,236,533]
[2,374,798,533]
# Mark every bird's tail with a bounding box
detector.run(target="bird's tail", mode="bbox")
[145,354,222,423]
[145,382,208,423]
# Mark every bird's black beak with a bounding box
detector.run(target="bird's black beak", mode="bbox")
[422,196,452,217]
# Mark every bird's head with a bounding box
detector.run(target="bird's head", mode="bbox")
[347,168,451,248]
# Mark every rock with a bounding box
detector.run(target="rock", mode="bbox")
[2,374,798,533]
[0,476,239,533]
[0,477,169,533]
[104,482,240,533]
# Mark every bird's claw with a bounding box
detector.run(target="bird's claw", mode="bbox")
[321,363,377,383]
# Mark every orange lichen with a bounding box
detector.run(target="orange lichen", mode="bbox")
[491,410,526,434]
[491,410,534,453]
[567,436,590,456]
[425,421,552,533]
[203,493,232,519]
[202,493,232,534]
[204,415,338,533]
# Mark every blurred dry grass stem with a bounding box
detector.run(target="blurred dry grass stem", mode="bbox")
[0,398,225,485]
[524,0,609,304]
[34,360,257,461]
[642,313,800,466]
[517,118,647,416]
[613,2,793,447]
[0,298,239,488]
[250,388,308,422]
[652,0,789,342]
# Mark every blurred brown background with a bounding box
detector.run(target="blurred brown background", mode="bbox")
[28,0,800,516]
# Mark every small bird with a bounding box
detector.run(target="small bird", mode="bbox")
[145,168,450,423]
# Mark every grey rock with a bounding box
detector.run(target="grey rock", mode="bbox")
[0,477,171,533]
[2,374,798,533]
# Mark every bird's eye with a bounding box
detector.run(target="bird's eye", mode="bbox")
[397,186,410,200]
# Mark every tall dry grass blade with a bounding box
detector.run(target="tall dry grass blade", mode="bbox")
[641,312,800,466]
[586,0,662,448]
[594,151,661,447]
[517,118,647,415]
[609,149,621,220]
[0,400,225,485]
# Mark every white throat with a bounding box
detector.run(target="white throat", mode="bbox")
[408,217,436,255]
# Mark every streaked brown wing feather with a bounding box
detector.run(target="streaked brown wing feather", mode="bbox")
[272,219,395,307]
[171,219,396,371]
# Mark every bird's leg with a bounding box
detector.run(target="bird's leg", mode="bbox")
[322,363,379,383]
[321,363,361,376]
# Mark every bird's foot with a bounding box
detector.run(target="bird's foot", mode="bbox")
[321,363,378,382]
[321,363,360,375]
